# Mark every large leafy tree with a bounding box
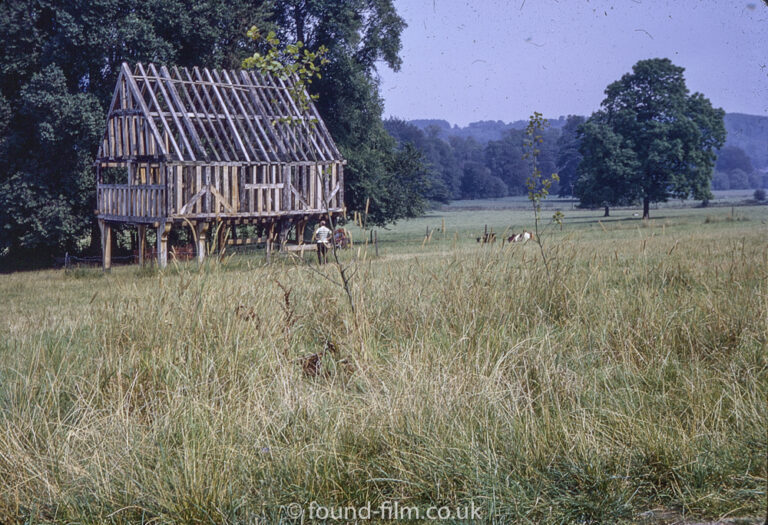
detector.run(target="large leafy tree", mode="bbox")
[0,0,272,266]
[0,0,415,264]
[575,113,639,216]
[578,58,726,218]
[268,0,422,226]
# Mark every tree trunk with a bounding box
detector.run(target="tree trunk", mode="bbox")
[642,197,650,219]
[294,3,305,44]
[603,205,610,217]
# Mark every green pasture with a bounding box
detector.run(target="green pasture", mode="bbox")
[0,202,766,524]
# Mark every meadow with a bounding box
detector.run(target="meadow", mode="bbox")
[0,204,766,524]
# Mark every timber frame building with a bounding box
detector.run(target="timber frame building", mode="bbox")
[95,62,344,268]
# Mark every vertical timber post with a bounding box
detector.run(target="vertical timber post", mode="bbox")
[218,223,228,254]
[156,222,171,268]
[297,219,307,245]
[265,221,276,263]
[195,222,209,263]
[282,164,291,212]
[278,218,290,250]
[98,219,112,272]
[137,225,147,266]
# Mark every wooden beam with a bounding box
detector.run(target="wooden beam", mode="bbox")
[195,222,209,263]
[135,63,185,161]
[190,67,239,161]
[137,224,147,266]
[99,220,112,272]
[201,67,251,162]
[174,66,224,162]
[156,64,206,160]
[218,69,273,161]
[246,70,304,160]
[156,222,171,268]
[121,63,170,157]
[237,70,291,161]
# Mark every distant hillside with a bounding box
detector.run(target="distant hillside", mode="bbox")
[409,113,768,168]
[724,113,768,169]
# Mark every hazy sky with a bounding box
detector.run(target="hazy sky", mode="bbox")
[377,0,768,126]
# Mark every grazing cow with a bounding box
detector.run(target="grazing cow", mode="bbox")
[508,231,534,243]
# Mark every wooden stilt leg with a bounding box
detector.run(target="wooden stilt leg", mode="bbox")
[278,219,290,249]
[156,222,171,268]
[265,222,276,263]
[195,222,209,263]
[218,224,228,253]
[99,219,112,272]
[137,225,146,266]
[297,219,307,245]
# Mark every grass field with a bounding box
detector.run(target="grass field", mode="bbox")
[0,204,766,524]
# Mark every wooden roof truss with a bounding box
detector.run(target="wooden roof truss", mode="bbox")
[97,62,342,164]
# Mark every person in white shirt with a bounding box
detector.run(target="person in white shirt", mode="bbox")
[314,220,332,265]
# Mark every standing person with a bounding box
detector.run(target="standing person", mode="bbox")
[314,220,332,265]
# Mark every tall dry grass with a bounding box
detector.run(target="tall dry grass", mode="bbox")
[0,222,765,523]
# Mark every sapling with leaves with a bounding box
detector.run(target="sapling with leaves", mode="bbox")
[523,112,563,279]
[243,28,329,125]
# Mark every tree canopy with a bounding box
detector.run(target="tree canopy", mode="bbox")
[555,115,585,197]
[0,0,417,265]
[265,0,429,226]
[715,145,754,174]
[0,0,273,266]
[576,58,726,218]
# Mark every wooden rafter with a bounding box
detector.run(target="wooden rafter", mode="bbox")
[97,62,342,164]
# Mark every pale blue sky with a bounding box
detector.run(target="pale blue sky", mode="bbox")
[377,0,768,125]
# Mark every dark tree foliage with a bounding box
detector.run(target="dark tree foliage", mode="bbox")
[578,58,726,218]
[484,128,559,196]
[555,115,585,196]
[383,119,452,203]
[0,66,103,258]
[0,0,273,266]
[484,130,528,195]
[0,0,418,263]
[384,118,570,200]
[460,162,507,200]
[575,113,639,216]
[715,145,754,174]
[268,0,422,226]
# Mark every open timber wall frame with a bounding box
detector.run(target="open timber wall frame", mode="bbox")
[94,62,345,269]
